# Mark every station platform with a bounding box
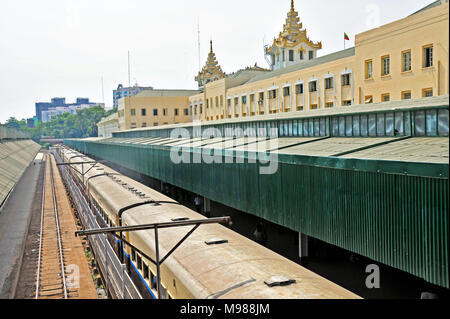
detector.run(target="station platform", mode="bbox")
[0,153,43,298]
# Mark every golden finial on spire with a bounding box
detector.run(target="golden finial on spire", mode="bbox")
[210,40,213,53]
[291,0,294,11]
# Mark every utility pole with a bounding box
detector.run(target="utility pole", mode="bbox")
[101,76,105,105]
[197,19,201,72]
[128,51,131,88]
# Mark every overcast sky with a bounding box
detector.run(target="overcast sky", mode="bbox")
[0,0,434,123]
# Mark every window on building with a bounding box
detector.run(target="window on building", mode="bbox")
[163,108,168,116]
[365,60,373,79]
[325,77,333,89]
[402,50,412,72]
[402,91,411,100]
[423,88,433,97]
[295,83,304,94]
[142,122,147,127]
[283,86,290,97]
[184,108,189,116]
[150,271,157,290]
[153,123,158,126]
[258,92,264,105]
[131,249,136,261]
[234,97,239,106]
[289,50,294,62]
[342,74,351,86]
[141,108,146,116]
[282,50,286,62]
[269,89,277,99]
[137,255,142,270]
[206,99,209,109]
[310,104,318,109]
[242,96,247,104]
[220,95,224,107]
[143,263,149,280]
[424,45,433,68]
[130,108,136,116]
[130,123,137,129]
[365,96,373,104]
[174,108,179,116]
[325,102,334,108]
[381,93,390,102]
[215,97,219,107]
[309,81,317,92]
[381,55,390,76]
[300,51,304,60]
[153,109,158,116]
[210,98,213,108]
[309,51,314,60]
[342,100,352,106]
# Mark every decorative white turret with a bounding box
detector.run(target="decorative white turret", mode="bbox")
[265,0,322,70]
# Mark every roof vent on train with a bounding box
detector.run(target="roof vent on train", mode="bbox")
[171,217,190,222]
[205,238,228,245]
[264,276,296,288]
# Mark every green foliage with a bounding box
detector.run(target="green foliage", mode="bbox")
[4,106,117,142]
[5,117,27,130]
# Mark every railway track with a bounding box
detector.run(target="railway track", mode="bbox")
[13,153,98,299]
[35,154,69,299]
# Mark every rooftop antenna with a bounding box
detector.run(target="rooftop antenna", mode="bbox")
[101,76,104,104]
[263,35,271,67]
[197,19,201,72]
[128,50,131,88]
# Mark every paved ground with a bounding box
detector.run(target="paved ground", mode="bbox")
[0,155,43,298]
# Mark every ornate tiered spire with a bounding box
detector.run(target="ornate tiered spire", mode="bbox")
[266,0,322,53]
[195,40,226,89]
[282,0,303,40]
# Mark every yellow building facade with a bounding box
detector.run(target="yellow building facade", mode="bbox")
[190,0,449,123]
[117,90,199,130]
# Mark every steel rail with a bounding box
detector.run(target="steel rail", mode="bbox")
[35,154,47,299]
[49,156,68,299]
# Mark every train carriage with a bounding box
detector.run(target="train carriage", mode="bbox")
[59,147,360,299]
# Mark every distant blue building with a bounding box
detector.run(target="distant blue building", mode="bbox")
[35,97,100,122]
[113,84,153,109]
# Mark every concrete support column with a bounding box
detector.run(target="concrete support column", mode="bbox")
[203,198,211,217]
[299,233,309,264]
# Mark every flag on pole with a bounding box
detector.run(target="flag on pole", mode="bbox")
[344,33,350,41]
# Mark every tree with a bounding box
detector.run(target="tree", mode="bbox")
[4,117,27,130]
[4,105,116,143]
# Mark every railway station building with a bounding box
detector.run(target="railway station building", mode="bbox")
[189,0,449,122]
[116,89,200,130]
[69,0,449,298]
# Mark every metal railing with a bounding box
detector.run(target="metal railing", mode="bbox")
[53,150,142,299]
